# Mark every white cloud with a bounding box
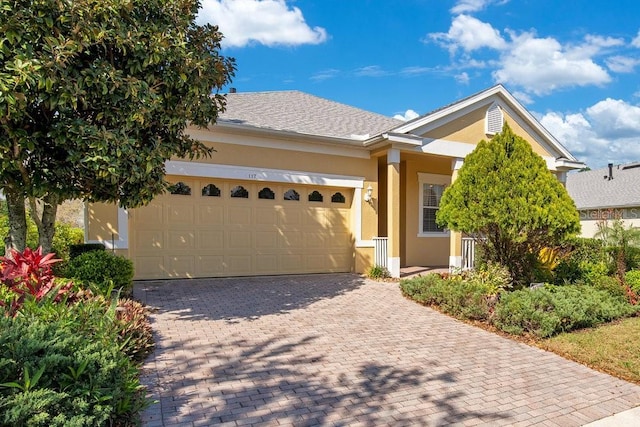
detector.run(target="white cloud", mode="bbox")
[540,99,640,168]
[197,0,327,48]
[428,15,507,53]
[493,31,611,95]
[450,0,509,14]
[586,98,640,139]
[354,65,388,77]
[400,66,435,76]
[632,30,640,48]
[512,91,534,105]
[605,55,640,73]
[455,72,470,84]
[393,109,420,121]
[310,69,340,81]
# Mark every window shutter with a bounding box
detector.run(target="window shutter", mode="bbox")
[485,103,503,135]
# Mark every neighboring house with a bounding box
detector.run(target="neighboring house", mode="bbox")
[86,85,584,280]
[566,162,640,237]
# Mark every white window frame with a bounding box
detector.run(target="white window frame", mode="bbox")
[417,172,450,238]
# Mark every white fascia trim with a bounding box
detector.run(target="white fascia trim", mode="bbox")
[555,158,586,171]
[166,160,365,189]
[419,138,476,158]
[383,132,423,146]
[188,125,371,159]
[87,207,129,250]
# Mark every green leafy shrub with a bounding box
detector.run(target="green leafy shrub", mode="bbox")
[554,238,607,285]
[367,264,390,280]
[626,270,640,294]
[494,285,637,338]
[65,251,134,297]
[115,299,155,363]
[463,262,513,295]
[0,298,147,426]
[69,243,106,259]
[400,273,446,303]
[401,272,496,321]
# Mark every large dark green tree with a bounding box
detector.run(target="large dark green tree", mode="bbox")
[0,0,235,254]
[436,123,580,285]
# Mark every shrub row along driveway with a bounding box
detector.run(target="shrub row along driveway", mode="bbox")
[135,274,640,426]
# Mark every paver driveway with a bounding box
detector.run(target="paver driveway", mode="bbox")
[135,274,640,426]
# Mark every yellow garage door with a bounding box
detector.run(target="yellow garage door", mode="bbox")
[130,177,354,279]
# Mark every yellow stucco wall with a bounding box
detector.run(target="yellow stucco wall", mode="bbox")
[402,154,452,267]
[422,108,555,158]
[86,202,119,242]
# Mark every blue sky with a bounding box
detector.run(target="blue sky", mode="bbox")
[197,0,640,169]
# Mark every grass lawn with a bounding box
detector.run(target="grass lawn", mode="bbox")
[539,316,640,384]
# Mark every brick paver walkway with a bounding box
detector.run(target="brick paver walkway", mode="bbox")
[135,274,640,426]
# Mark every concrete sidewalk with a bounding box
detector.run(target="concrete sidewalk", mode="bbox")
[136,274,640,426]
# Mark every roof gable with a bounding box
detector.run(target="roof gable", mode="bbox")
[390,84,577,162]
[218,90,401,141]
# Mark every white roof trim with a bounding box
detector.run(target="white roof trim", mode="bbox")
[166,160,366,189]
[418,138,476,158]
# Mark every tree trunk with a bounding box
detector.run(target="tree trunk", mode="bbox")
[4,190,27,256]
[37,193,60,255]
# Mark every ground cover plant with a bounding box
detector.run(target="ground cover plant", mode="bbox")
[0,247,153,426]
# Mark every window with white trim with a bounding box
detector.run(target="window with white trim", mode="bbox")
[421,183,446,233]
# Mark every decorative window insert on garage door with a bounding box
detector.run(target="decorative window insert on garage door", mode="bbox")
[129,176,357,279]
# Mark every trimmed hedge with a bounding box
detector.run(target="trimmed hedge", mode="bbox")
[494,285,637,338]
[65,251,134,297]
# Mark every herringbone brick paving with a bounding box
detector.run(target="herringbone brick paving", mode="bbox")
[135,274,640,426]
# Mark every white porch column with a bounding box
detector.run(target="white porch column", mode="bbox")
[387,148,401,278]
[449,158,464,270]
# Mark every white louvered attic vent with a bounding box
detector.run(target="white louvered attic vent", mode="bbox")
[485,103,503,135]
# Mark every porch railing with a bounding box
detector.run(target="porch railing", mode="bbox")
[373,237,388,270]
[461,237,477,270]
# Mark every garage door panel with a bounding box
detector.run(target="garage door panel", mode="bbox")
[279,209,302,226]
[167,230,195,251]
[135,256,165,278]
[197,256,225,276]
[228,230,252,249]
[280,232,302,249]
[255,254,278,273]
[328,232,352,248]
[256,231,278,248]
[227,255,252,273]
[227,206,252,225]
[198,230,224,250]
[130,179,354,279]
[165,256,195,278]
[136,202,163,223]
[304,232,326,248]
[280,254,304,271]
[303,208,326,227]
[198,205,224,225]
[167,204,195,224]
[134,230,164,251]
[256,207,278,225]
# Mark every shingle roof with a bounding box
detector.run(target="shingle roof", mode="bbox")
[218,90,402,140]
[566,163,640,209]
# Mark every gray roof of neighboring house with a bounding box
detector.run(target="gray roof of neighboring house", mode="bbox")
[218,90,402,140]
[566,163,640,209]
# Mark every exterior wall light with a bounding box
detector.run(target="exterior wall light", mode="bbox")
[363,185,373,203]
